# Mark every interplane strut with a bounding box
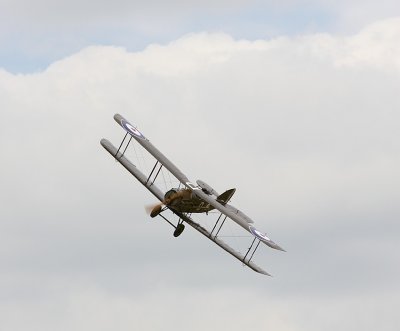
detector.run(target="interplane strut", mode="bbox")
[100,114,286,276]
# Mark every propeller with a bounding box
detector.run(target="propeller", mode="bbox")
[146,189,191,218]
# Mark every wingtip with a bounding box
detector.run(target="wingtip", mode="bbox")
[100,138,110,148]
[255,267,272,276]
[256,270,272,276]
[275,245,286,252]
[113,113,124,124]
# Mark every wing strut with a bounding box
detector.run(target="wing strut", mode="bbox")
[146,161,164,186]
[249,240,261,262]
[114,132,133,159]
[210,213,227,239]
[158,212,178,229]
[243,238,261,264]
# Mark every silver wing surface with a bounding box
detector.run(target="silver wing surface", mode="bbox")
[113,113,190,184]
[190,189,285,252]
[100,138,270,275]
[102,114,285,275]
[112,113,285,252]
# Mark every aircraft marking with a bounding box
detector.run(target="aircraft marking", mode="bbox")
[249,225,271,242]
[121,119,145,139]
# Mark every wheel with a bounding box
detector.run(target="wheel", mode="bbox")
[173,223,185,237]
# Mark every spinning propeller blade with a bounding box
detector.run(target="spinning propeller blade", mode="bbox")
[145,189,192,218]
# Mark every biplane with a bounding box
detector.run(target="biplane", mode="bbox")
[100,114,285,276]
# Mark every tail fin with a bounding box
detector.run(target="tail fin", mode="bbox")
[216,188,236,205]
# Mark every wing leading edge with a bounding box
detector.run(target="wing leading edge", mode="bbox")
[104,114,285,274]
[113,114,189,184]
[100,138,271,276]
[191,188,286,252]
[112,114,285,251]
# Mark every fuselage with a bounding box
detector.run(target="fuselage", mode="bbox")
[165,188,214,213]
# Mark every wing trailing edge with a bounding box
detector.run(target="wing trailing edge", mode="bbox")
[100,138,271,276]
[192,189,285,252]
[113,113,189,185]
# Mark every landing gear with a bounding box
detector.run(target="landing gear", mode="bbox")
[173,223,185,237]
[157,213,185,238]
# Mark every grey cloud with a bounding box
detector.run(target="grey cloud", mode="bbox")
[1,0,398,29]
[1,21,400,330]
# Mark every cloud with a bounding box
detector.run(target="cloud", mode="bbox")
[1,0,399,34]
[2,0,400,73]
[1,18,400,330]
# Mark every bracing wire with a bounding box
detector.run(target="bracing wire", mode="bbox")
[160,167,168,192]
[132,143,144,171]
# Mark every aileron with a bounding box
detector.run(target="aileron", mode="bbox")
[100,114,285,276]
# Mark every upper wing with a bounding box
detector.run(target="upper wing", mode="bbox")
[191,188,285,252]
[111,114,285,251]
[100,137,271,276]
[114,114,189,185]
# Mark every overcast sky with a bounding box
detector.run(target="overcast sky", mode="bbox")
[1,1,400,331]
[2,0,400,72]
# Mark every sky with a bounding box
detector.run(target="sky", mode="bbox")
[1,1,400,330]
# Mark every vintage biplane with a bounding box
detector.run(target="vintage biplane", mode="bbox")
[101,114,285,275]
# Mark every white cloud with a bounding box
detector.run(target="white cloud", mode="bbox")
[302,18,400,71]
[1,18,400,330]
[3,0,400,73]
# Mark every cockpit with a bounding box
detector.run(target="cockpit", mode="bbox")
[164,188,179,200]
